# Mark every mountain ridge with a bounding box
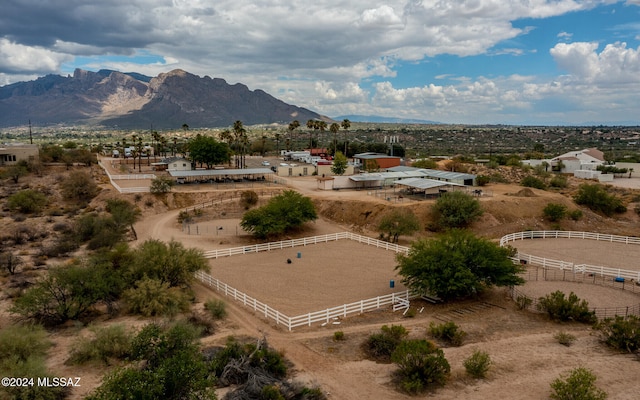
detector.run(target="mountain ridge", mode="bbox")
[0,69,324,129]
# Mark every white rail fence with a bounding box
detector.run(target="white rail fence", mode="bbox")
[196,233,411,330]
[97,161,154,193]
[501,231,640,281]
[203,231,409,259]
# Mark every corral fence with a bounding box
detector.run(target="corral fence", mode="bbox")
[98,161,154,193]
[501,231,640,319]
[195,232,412,330]
[500,231,640,282]
[509,286,640,320]
[202,231,409,259]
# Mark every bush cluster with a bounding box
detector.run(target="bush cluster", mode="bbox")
[536,291,596,323]
[362,325,408,362]
[574,183,626,216]
[595,315,640,353]
[428,321,466,346]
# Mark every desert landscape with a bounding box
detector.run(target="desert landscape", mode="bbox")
[2,158,640,400]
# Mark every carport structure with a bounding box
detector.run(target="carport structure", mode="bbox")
[169,168,274,184]
[393,177,465,198]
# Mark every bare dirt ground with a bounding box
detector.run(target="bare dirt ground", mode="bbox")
[4,160,640,399]
[127,180,640,400]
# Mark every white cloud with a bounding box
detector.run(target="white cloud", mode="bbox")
[550,41,640,84]
[0,39,72,74]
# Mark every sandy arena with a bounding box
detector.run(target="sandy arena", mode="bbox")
[207,240,406,315]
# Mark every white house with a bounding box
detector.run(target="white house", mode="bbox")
[551,148,605,174]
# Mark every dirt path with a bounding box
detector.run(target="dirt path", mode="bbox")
[130,185,640,400]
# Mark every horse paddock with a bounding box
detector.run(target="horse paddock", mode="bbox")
[207,239,407,315]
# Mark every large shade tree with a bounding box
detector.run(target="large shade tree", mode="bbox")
[396,230,524,301]
[240,190,317,238]
[188,134,230,168]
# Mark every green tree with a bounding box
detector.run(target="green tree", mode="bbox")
[127,239,208,288]
[240,190,317,238]
[123,277,190,317]
[150,175,175,194]
[396,230,524,301]
[188,134,230,168]
[378,209,420,243]
[10,263,118,325]
[391,339,450,394]
[106,198,140,239]
[432,191,483,229]
[331,151,348,175]
[7,189,48,213]
[574,183,626,216]
[550,367,607,400]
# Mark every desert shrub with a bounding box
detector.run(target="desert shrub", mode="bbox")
[475,175,491,186]
[516,295,533,310]
[432,191,483,229]
[52,222,71,232]
[554,331,577,347]
[391,339,450,394]
[549,175,568,188]
[177,210,191,223]
[150,176,175,194]
[240,190,259,209]
[60,170,99,203]
[204,299,227,320]
[123,277,190,317]
[0,324,50,362]
[0,324,67,400]
[550,367,607,400]
[574,183,626,216]
[7,189,48,213]
[463,350,491,378]
[536,291,596,323]
[595,315,640,353]
[127,239,207,288]
[187,312,217,337]
[428,321,466,346]
[89,321,213,400]
[67,324,132,365]
[333,331,345,341]
[543,203,567,222]
[10,264,118,325]
[362,324,408,362]
[261,385,285,400]
[569,209,583,220]
[521,175,547,189]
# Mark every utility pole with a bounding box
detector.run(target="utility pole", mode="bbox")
[28,120,33,144]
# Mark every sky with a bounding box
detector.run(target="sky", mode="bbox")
[2,0,640,126]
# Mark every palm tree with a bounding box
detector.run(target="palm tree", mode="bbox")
[274,132,281,155]
[315,120,327,151]
[288,120,300,151]
[341,118,351,155]
[329,122,340,156]
[233,120,246,169]
[306,119,315,149]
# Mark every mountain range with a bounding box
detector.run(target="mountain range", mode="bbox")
[0,69,324,129]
